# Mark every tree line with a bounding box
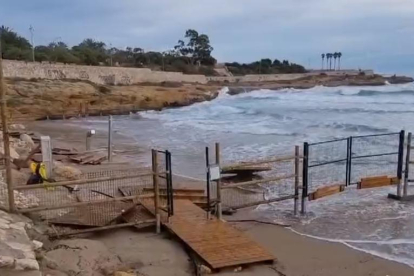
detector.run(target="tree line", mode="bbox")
[321,52,342,71]
[225,59,306,75]
[0,25,307,76]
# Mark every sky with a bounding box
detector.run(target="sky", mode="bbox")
[1,0,413,75]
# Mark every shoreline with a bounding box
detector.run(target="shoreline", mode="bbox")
[24,119,414,275]
[5,73,413,121]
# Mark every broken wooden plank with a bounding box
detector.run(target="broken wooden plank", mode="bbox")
[390,176,401,185]
[221,164,272,175]
[52,147,78,155]
[143,187,205,196]
[358,175,391,189]
[309,184,345,201]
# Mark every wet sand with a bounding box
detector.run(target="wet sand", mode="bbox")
[27,120,414,275]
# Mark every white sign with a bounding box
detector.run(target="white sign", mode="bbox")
[209,165,221,181]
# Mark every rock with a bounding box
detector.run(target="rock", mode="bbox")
[11,169,29,186]
[19,134,35,149]
[0,256,15,268]
[9,124,26,131]
[42,256,59,270]
[13,190,40,209]
[15,258,39,270]
[53,163,81,181]
[199,265,212,274]
[0,145,20,160]
[32,241,43,251]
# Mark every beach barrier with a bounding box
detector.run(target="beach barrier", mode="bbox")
[302,131,405,210]
[205,144,302,218]
[389,132,414,201]
[9,149,174,237]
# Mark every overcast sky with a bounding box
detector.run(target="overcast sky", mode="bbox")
[1,0,413,75]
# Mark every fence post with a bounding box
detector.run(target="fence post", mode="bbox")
[301,142,309,215]
[205,147,211,219]
[41,136,53,179]
[404,132,412,197]
[151,149,160,233]
[167,151,174,216]
[348,136,353,186]
[397,130,405,197]
[345,137,350,186]
[294,145,299,216]
[108,116,113,162]
[215,143,222,220]
[0,46,15,212]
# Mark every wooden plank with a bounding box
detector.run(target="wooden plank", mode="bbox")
[309,185,345,201]
[221,165,272,175]
[358,175,391,189]
[390,176,400,185]
[143,187,205,195]
[141,199,275,270]
[221,155,297,171]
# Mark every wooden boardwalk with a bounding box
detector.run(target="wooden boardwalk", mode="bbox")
[141,199,275,270]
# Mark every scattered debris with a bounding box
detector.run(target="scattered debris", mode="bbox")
[70,152,108,165]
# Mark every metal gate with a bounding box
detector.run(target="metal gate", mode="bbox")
[303,138,349,200]
[154,149,174,217]
[348,131,404,185]
[303,131,405,204]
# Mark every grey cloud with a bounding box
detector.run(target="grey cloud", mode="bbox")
[0,0,413,74]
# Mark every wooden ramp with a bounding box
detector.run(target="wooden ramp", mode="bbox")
[141,199,275,270]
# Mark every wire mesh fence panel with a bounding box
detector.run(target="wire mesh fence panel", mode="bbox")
[220,155,298,210]
[350,132,401,184]
[14,170,154,222]
[307,138,348,194]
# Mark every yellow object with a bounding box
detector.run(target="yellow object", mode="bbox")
[30,162,54,190]
[30,162,48,180]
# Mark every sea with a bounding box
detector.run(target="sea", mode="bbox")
[68,81,414,267]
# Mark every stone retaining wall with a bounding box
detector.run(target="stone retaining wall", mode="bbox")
[3,60,208,85]
[3,60,374,85]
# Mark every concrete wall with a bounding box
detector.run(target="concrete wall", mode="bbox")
[3,60,374,85]
[2,60,208,85]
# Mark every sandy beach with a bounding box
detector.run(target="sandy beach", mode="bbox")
[21,120,414,276]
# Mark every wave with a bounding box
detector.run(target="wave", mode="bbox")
[310,122,390,133]
[338,89,414,97]
[303,107,414,114]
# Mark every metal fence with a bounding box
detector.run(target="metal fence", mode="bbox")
[304,138,349,198]
[303,131,405,202]
[206,144,302,215]
[8,149,173,236]
[349,132,404,185]
[389,132,414,200]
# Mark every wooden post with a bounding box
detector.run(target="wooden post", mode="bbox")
[108,116,113,162]
[404,132,412,197]
[152,149,160,233]
[41,136,53,179]
[0,40,15,212]
[294,145,299,216]
[215,143,222,220]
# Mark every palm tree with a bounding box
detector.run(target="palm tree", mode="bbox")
[326,53,330,70]
[321,53,325,70]
[337,52,342,70]
[333,52,338,70]
[327,53,333,70]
